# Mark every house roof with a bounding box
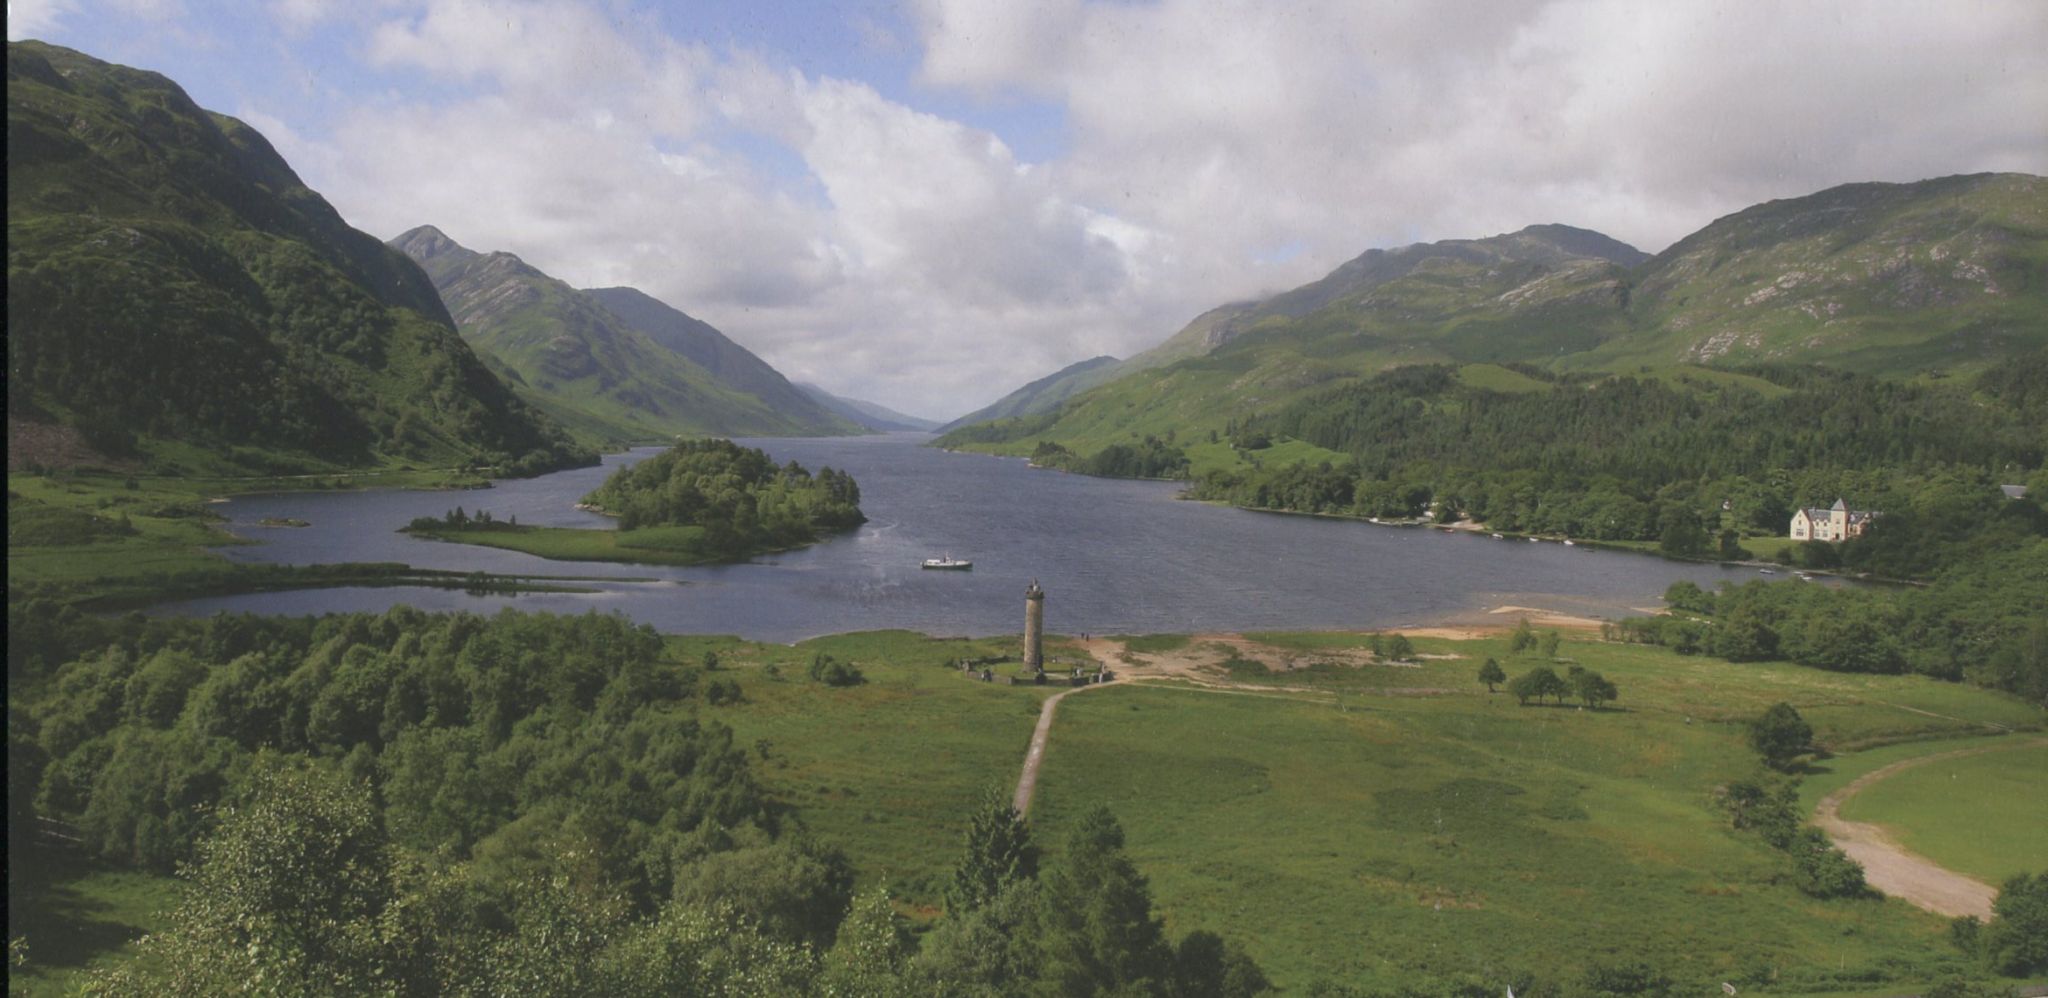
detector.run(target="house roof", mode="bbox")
[2003,484,2030,500]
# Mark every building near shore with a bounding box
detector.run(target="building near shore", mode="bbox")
[1789,498,1877,542]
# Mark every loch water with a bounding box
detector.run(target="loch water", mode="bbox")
[156,434,1768,642]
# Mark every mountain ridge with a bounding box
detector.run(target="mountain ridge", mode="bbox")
[940,173,2047,459]
[796,384,941,433]
[389,227,858,443]
[7,41,590,476]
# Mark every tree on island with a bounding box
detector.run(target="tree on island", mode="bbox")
[1477,658,1506,692]
[1749,702,1815,771]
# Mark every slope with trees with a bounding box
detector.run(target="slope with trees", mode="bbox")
[7,42,590,478]
[390,226,858,444]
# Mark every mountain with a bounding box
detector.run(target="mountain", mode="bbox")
[936,356,1124,432]
[796,384,941,433]
[581,286,852,432]
[940,175,2047,461]
[1574,172,2047,373]
[390,227,857,443]
[6,41,590,475]
[938,224,1650,454]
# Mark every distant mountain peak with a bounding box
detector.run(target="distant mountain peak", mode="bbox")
[390,224,473,265]
[1510,224,1650,267]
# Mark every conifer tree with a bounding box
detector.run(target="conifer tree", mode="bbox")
[946,787,1039,914]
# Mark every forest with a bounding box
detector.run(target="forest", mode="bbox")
[1608,541,2048,704]
[7,606,1268,996]
[576,439,866,555]
[1190,359,2046,542]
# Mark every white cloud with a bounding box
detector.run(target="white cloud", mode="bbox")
[253,0,2048,417]
[8,0,77,40]
[915,0,2048,262]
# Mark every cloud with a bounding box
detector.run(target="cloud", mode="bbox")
[913,0,2048,261]
[8,0,78,40]
[241,0,2048,417]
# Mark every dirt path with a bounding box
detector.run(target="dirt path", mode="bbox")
[1812,739,2044,919]
[1012,681,1116,815]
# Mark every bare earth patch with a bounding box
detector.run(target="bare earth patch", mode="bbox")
[1811,740,2048,919]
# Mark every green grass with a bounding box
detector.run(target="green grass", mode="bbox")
[1454,363,1553,393]
[675,631,1059,908]
[7,854,180,998]
[1836,739,2048,885]
[404,523,711,565]
[404,521,837,566]
[696,629,2041,993]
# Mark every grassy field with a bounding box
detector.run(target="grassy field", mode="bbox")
[662,630,1060,906]
[1834,739,2048,886]
[688,628,2042,994]
[7,854,179,998]
[15,624,2042,994]
[6,469,624,606]
[405,522,718,565]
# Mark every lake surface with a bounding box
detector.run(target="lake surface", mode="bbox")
[157,434,1770,642]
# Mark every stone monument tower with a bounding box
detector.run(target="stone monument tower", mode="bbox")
[1023,579,1045,671]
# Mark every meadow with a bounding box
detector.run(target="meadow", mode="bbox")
[693,628,2043,994]
[19,624,2042,995]
[404,521,719,565]
[1834,739,2048,885]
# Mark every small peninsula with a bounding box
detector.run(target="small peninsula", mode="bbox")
[403,439,865,565]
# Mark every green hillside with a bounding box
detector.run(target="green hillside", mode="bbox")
[5,42,590,478]
[391,227,857,444]
[942,175,2047,466]
[583,286,858,434]
[937,354,1123,431]
[1587,173,2048,374]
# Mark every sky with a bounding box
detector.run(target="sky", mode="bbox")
[11,1,2047,420]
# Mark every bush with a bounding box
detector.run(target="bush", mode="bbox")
[808,654,865,688]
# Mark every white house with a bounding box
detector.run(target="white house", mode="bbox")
[1789,498,1877,542]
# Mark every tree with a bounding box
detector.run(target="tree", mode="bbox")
[1172,929,1271,998]
[947,788,1039,914]
[1749,702,1814,771]
[1983,870,2048,975]
[1034,806,1174,994]
[1508,667,1566,706]
[821,886,913,996]
[1662,580,1714,614]
[668,838,855,951]
[88,764,393,995]
[1539,630,1562,659]
[1477,658,1506,693]
[1658,506,1709,558]
[1509,618,1536,654]
[1385,633,1415,662]
[1788,827,1866,898]
[1571,670,1618,709]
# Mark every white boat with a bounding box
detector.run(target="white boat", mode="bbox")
[1562,539,1575,546]
[1758,568,1776,575]
[1528,537,1539,543]
[921,557,973,570]
[1491,533,1504,539]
